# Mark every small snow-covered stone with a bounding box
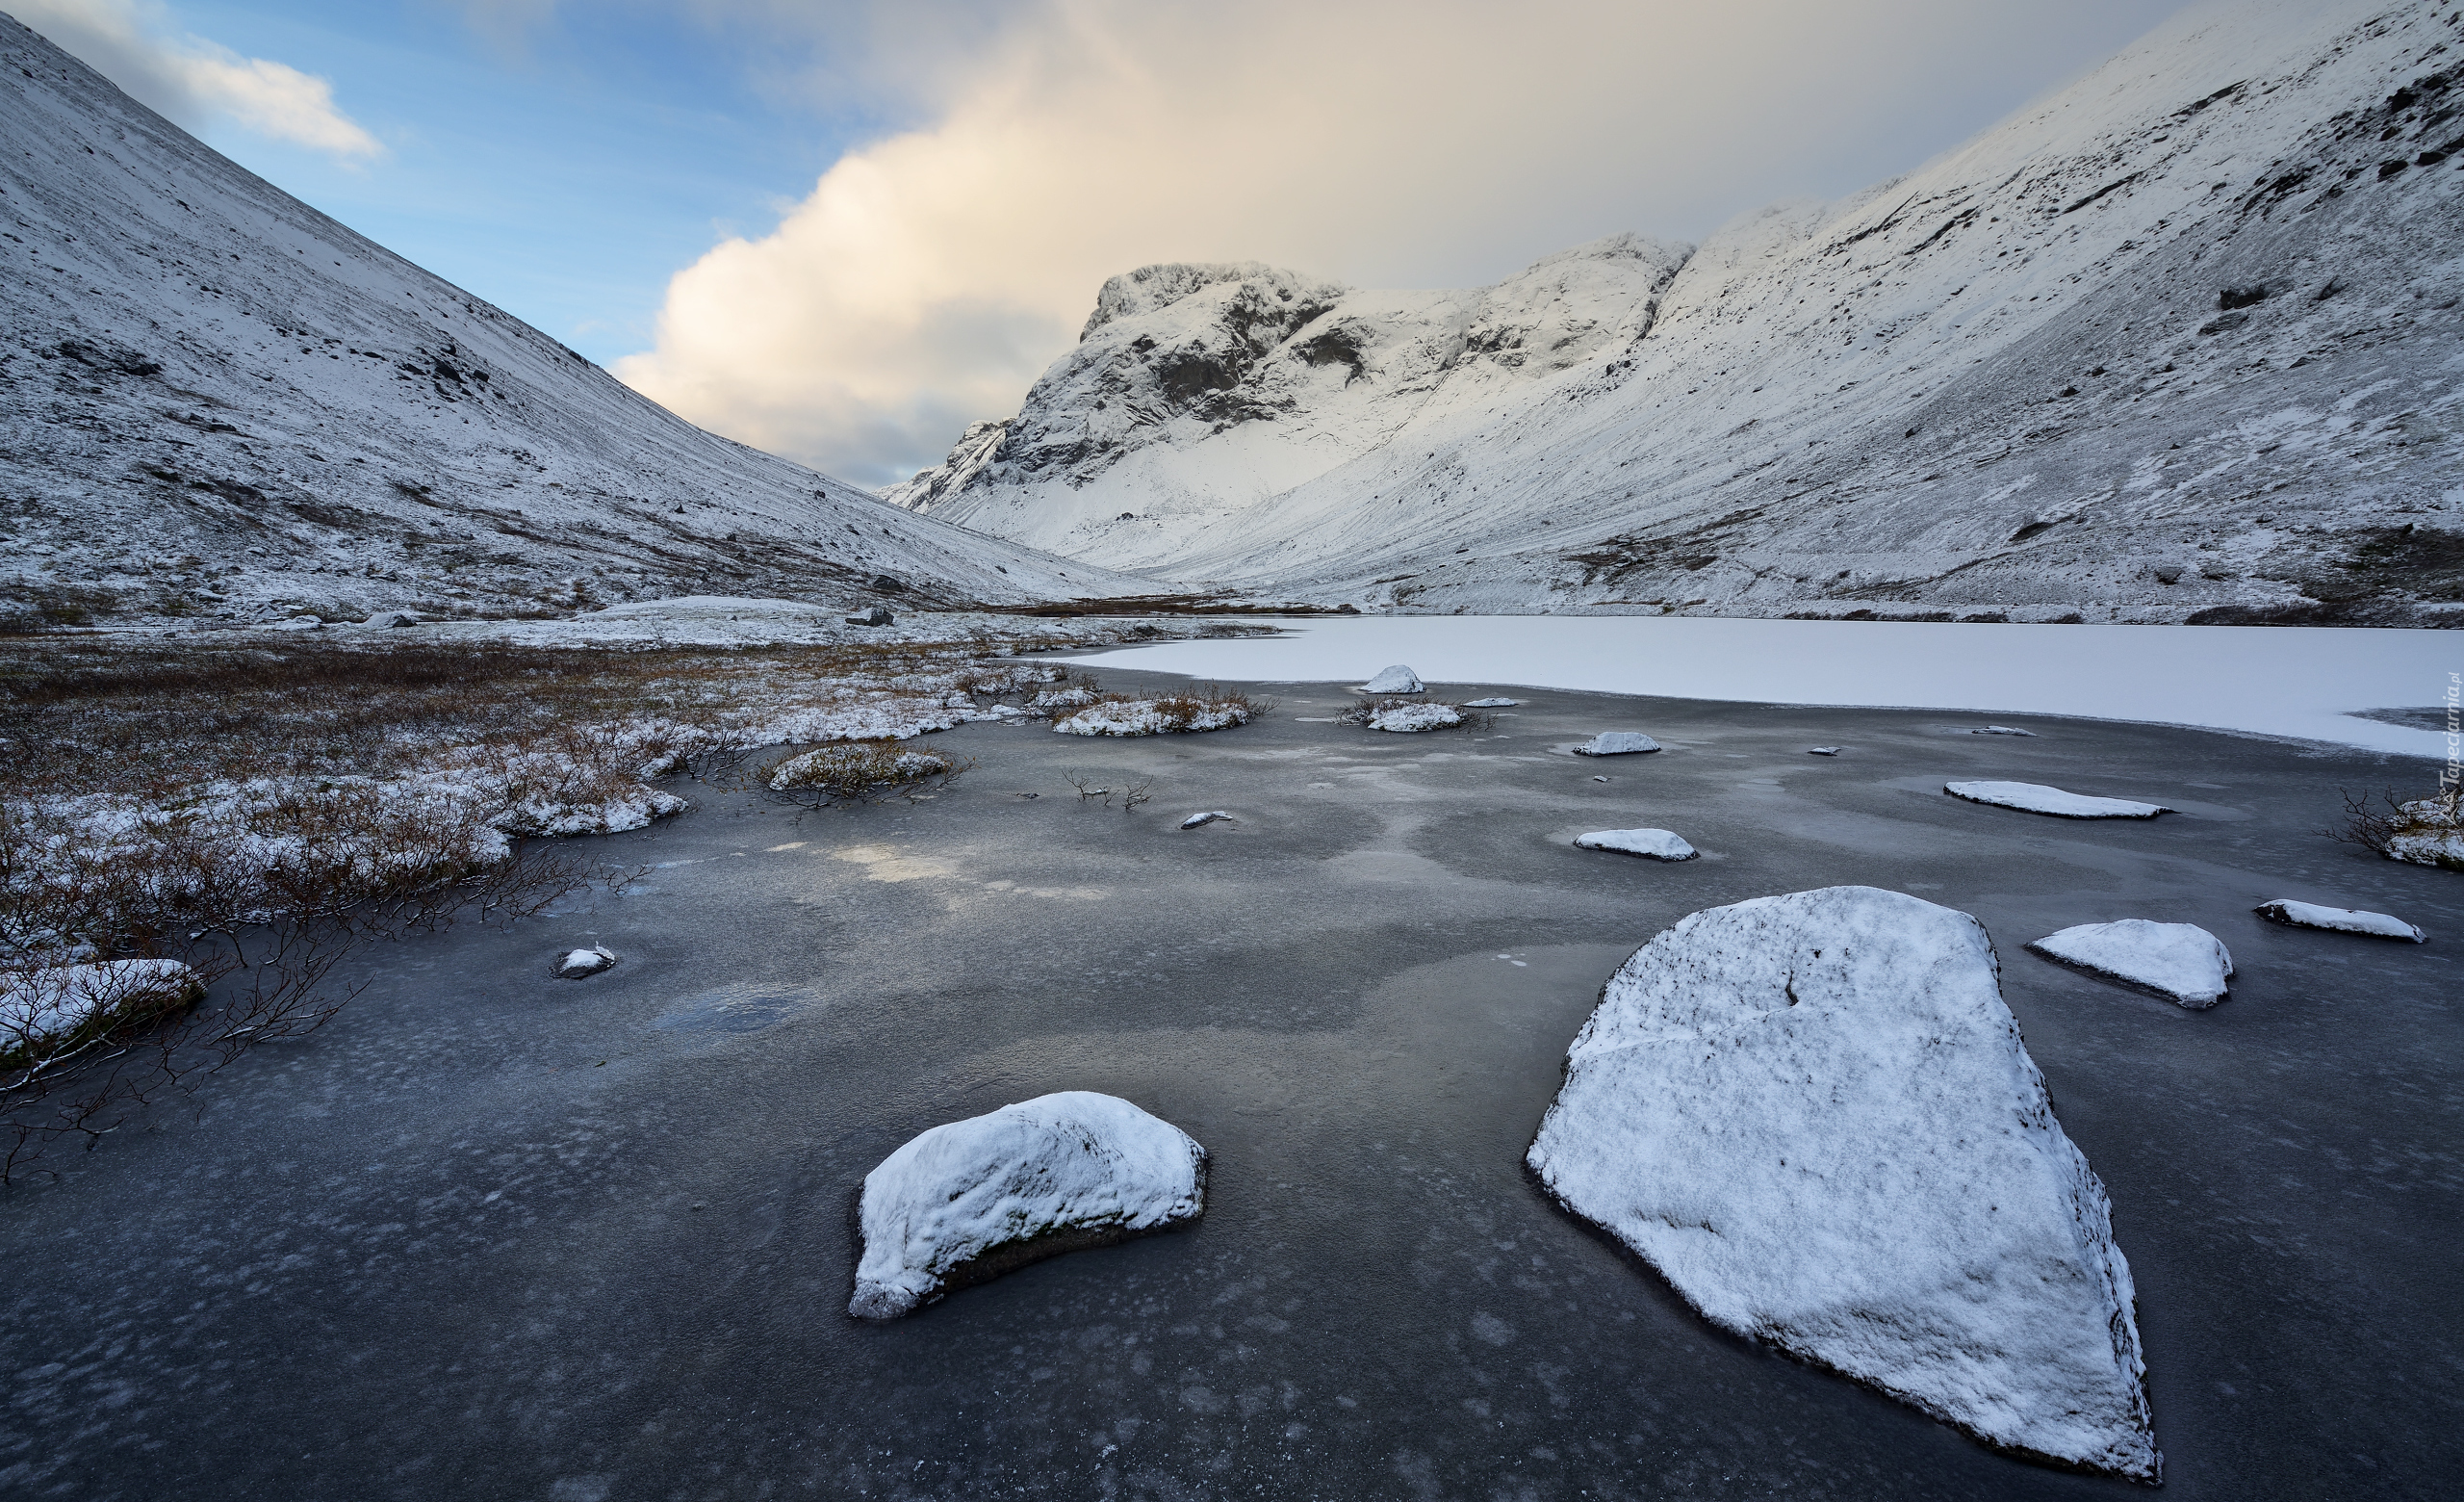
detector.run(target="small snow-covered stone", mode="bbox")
[273,613,324,631]
[1527,887,2157,1479]
[845,605,894,626]
[1809,746,1841,756]
[1945,781,2169,818]
[850,1091,1206,1319]
[1366,702,1461,733]
[1574,828,1697,861]
[362,609,422,629]
[556,945,617,978]
[2028,919,2231,1007]
[1971,725,2038,737]
[1575,732,1660,756]
[1360,664,1424,693]
[2253,898,2424,942]
[1463,697,1520,708]
[1180,811,1233,829]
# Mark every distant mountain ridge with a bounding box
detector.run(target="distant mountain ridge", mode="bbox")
[891,0,2464,625]
[0,12,1132,630]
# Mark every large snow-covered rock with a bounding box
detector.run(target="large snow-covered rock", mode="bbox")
[1574,828,1698,861]
[2253,898,2425,942]
[2381,793,2464,871]
[2028,920,2234,1008]
[896,0,2460,626]
[1,958,204,1063]
[850,1091,1208,1319]
[0,16,1132,630]
[1527,886,2158,1479]
[1575,732,1661,756]
[1946,782,2169,819]
[1360,664,1425,694]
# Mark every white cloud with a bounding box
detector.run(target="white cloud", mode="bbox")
[14,0,383,160]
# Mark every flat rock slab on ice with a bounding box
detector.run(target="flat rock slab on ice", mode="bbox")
[1945,781,2169,818]
[1971,726,2038,737]
[1575,732,1661,756]
[1359,664,1424,694]
[1179,811,1233,829]
[2029,920,2233,1008]
[850,1092,1207,1320]
[1574,828,1698,861]
[1527,886,2158,1480]
[2254,898,2425,942]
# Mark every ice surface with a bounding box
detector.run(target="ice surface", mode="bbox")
[556,945,617,978]
[1462,697,1521,708]
[1364,703,1462,733]
[1573,828,1697,861]
[1180,811,1233,829]
[2253,899,2424,942]
[850,1091,1206,1319]
[1527,888,2148,1479]
[1945,782,2169,819]
[1527,886,2157,1479]
[1058,617,2460,759]
[1,959,203,1060]
[1360,665,1424,694]
[1575,732,1660,756]
[2028,920,2233,1008]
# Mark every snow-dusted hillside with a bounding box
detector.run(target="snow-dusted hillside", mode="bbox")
[896,0,2464,625]
[0,14,1132,630]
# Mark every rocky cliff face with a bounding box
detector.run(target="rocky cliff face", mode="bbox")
[893,0,2464,625]
[0,14,1129,630]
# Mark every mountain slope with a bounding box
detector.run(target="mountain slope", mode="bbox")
[0,13,1134,630]
[896,0,2464,625]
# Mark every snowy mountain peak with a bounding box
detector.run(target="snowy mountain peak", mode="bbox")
[1080,262,1345,340]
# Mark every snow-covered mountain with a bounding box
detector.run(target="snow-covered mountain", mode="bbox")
[0,13,1132,631]
[894,0,2464,626]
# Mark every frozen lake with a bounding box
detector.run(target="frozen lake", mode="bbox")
[1065,616,2459,758]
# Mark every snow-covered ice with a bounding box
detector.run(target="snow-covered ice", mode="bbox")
[1363,703,1463,733]
[1574,828,1697,861]
[1945,782,2169,819]
[1462,697,1521,708]
[1526,887,2157,1479]
[1,959,203,1060]
[2254,898,2427,942]
[1360,665,1424,694]
[2253,899,2424,942]
[1575,732,1660,756]
[1180,811,1233,829]
[2028,920,2233,1008]
[849,1091,1207,1320]
[556,945,617,978]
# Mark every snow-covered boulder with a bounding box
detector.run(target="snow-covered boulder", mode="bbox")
[1364,702,1462,733]
[1180,811,1233,829]
[1463,697,1520,708]
[556,945,617,978]
[1360,664,1424,694]
[850,1091,1207,1319]
[845,605,895,627]
[1945,782,2169,819]
[1574,828,1698,861]
[1527,887,2157,1480]
[1,959,204,1064]
[2253,898,2424,943]
[1575,732,1661,756]
[2381,794,2464,871]
[2027,920,2232,1008]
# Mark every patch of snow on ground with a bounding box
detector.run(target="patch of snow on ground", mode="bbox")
[2253,899,2425,942]
[1527,886,2158,1479]
[1365,703,1463,733]
[1,959,202,1059]
[2028,920,2233,1008]
[1576,732,1660,756]
[1945,782,2169,819]
[1574,828,1698,861]
[849,1091,1207,1319]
